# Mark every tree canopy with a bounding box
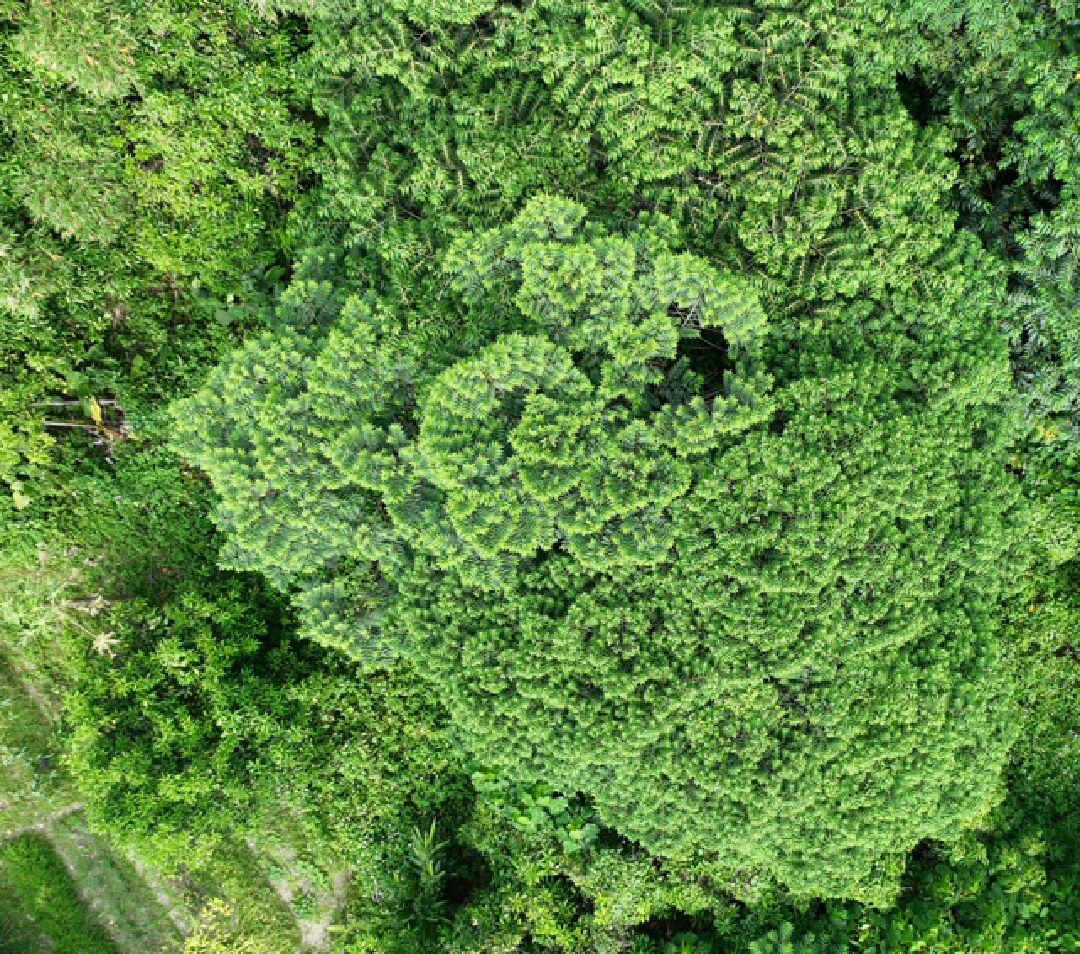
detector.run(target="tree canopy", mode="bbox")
[174,182,1022,900]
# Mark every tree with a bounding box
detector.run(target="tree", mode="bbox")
[173,198,769,636]
[890,0,1080,560]
[173,196,1022,902]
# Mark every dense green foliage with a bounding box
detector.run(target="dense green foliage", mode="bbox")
[1,439,471,882]
[172,0,1029,900]
[0,0,310,505]
[65,584,473,874]
[890,0,1080,563]
[1,0,1080,950]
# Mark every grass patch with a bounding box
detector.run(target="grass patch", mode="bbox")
[169,838,302,953]
[0,650,77,832]
[49,813,184,954]
[0,833,117,954]
[0,869,49,954]
[208,839,302,950]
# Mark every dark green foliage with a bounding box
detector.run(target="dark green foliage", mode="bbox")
[62,580,303,865]
[276,0,961,316]
[333,767,720,953]
[395,822,452,948]
[734,819,1080,953]
[890,0,1080,563]
[1008,193,1080,439]
[0,834,118,954]
[1002,561,1080,858]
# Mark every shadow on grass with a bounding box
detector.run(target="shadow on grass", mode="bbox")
[0,833,118,954]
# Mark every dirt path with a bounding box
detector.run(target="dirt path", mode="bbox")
[2,805,185,954]
[2,800,84,838]
[1,632,186,952]
[47,815,186,953]
[244,835,348,950]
